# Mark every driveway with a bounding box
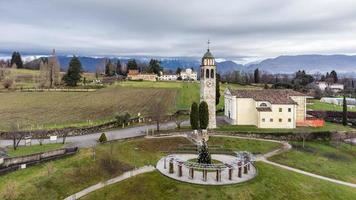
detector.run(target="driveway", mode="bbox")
[0,121,190,148]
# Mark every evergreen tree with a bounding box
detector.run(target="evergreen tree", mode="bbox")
[98,133,107,143]
[197,139,211,164]
[190,102,199,130]
[254,68,260,83]
[264,84,269,89]
[199,101,209,129]
[342,95,348,126]
[216,73,221,105]
[10,51,23,69]
[63,56,83,86]
[148,59,162,75]
[127,59,138,70]
[116,60,122,75]
[330,70,338,83]
[176,67,182,75]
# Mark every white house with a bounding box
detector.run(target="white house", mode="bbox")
[317,82,344,92]
[224,88,307,129]
[180,68,197,81]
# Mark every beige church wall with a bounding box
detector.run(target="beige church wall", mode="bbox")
[236,98,257,126]
[258,104,296,129]
[224,94,237,124]
[290,96,306,122]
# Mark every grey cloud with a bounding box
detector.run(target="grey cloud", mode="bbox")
[0,0,356,58]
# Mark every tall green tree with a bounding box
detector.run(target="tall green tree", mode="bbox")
[254,68,260,83]
[199,101,209,129]
[342,95,348,126]
[127,59,138,70]
[63,56,83,86]
[216,73,221,105]
[148,59,162,75]
[190,102,199,130]
[10,51,23,68]
[176,67,182,75]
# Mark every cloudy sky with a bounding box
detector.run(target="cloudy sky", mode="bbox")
[1,0,356,60]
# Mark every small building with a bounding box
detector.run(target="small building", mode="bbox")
[180,68,197,81]
[317,81,344,92]
[127,70,157,81]
[158,73,178,81]
[224,89,308,129]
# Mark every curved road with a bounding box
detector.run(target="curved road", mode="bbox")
[0,121,189,148]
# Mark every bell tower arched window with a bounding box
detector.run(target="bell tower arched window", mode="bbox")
[206,69,210,78]
[211,69,214,78]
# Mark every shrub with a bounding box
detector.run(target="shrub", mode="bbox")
[98,133,108,143]
[3,78,13,89]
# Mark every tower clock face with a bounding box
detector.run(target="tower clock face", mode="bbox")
[207,81,213,87]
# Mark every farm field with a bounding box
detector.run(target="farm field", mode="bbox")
[269,141,356,184]
[307,99,356,112]
[0,86,177,131]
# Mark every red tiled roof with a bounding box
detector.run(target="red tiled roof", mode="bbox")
[228,89,306,104]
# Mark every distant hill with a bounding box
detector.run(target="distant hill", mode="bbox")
[247,55,356,74]
[13,54,356,76]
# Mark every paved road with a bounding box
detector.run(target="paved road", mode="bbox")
[0,121,189,148]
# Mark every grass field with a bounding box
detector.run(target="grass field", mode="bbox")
[7,143,65,157]
[269,141,356,184]
[208,136,282,154]
[216,122,356,133]
[307,99,356,112]
[82,164,356,200]
[0,137,287,199]
[0,86,177,130]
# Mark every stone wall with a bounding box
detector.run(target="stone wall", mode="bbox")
[0,147,78,175]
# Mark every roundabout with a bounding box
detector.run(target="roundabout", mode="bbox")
[156,152,257,185]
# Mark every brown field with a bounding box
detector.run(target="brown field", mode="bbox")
[0,86,177,130]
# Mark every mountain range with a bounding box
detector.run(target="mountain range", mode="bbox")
[11,54,356,76]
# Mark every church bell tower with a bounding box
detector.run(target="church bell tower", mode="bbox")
[200,41,217,129]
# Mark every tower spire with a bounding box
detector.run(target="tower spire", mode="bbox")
[207,39,210,51]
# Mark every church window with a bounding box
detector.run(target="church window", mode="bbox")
[279,118,282,122]
[288,108,291,112]
[288,118,292,122]
[211,69,214,78]
[262,118,265,122]
[260,103,267,107]
[206,69,210,78]
[279,108,282,112]
[270,118,273,122]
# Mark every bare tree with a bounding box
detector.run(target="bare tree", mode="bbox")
[296,131,312,148]
[150,98,169,133]
[8,123,25,151]
[173,112,186,129]
[39,50,61,88]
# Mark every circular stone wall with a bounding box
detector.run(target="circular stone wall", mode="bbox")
[156,154,257,185]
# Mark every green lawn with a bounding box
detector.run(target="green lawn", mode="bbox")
[269,141,356,184]
[208,136,282,154]
[7,143,65,157]
[0,137,284,199]
[82,163,356,200]
[307,99,356,112]
[216,122,356,133]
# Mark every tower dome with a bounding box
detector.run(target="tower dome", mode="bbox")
[202,49,214,59]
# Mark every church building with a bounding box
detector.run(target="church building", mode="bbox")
[224,88,308,129]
